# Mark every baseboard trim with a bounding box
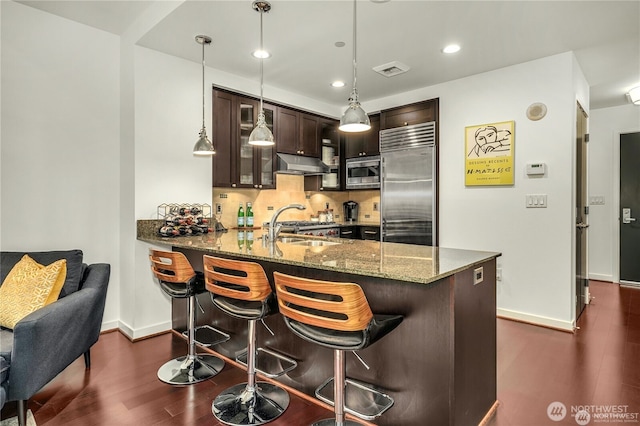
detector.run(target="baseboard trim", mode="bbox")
[497,309,574,333]
[589,273,613,282]
[115,320,172,341]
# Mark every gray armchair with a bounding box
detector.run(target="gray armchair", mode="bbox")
[0,250,110,426]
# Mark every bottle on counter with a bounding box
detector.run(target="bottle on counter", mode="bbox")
[237,203,245,227]
[246,202,254,228]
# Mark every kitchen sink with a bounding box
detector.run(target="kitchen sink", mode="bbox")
[288,240,342,247]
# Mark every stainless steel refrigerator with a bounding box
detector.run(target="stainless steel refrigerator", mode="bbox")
[380,121,436,246]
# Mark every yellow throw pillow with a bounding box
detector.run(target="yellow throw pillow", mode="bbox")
[0,255,67,329]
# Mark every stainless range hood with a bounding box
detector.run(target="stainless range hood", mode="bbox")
[275,153,330,175]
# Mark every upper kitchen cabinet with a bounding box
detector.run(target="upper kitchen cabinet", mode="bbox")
[276,107,299,155]
[299,113,321,157]
[212,88,276,189]
[343,113,380,159]
[380,99,438,130]
[276,108,321,158]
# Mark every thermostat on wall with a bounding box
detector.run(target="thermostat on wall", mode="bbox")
[526,163,546,176]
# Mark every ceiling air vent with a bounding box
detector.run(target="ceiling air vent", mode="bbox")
[372,61,410,77]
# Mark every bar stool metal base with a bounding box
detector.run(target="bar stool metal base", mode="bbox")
[182,324,230,347]
[236,347,297,378]
[312,419,362,426]
[157,354,224,385]
[212,382,290,425]
[315,377,395,421]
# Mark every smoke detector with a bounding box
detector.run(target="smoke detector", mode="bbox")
[372,61,410,77]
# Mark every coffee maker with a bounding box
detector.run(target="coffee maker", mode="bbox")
[343,201,359,223]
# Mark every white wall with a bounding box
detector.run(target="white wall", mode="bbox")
[588,104,640,282]
[0,1,121,329]
[366,53,587,330]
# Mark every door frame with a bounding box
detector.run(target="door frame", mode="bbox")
[613,128,640,284]
[575,102,589,320]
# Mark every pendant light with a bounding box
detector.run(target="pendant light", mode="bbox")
[339,0,370,133]
[248,1,275,146]
[193,35,216,156]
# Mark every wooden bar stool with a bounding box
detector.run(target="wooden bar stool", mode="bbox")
[203,255,293,425]
[273,272,403,426]
[149,249,226,385]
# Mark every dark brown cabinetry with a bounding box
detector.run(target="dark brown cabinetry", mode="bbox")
[212,88,276,189]
[380,99,438,130]
[344,114,380,159]
[359,225,381,241]
[337,225,381,241]
[299,113,321,157]
[339,226,357,239]
[277,109,321,158]
[275,108,300,155]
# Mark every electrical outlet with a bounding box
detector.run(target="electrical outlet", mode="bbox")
[474,267,484,285]
[215,203,222,215]
[496,268,502,281]
[325,202,330,209]
[373,202,379,212]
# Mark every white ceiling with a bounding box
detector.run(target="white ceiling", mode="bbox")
[15,0,640,111]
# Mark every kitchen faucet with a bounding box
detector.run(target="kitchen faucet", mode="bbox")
[268,204,306,241]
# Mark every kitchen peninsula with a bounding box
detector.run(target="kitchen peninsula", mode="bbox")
[138,222,500,426]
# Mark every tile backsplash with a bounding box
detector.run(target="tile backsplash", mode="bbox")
[213,174,380,229]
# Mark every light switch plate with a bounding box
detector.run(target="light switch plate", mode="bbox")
[526,194,548,208]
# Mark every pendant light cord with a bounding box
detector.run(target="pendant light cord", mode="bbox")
[259,8,265,113]
[351,0,358,96]
[201,38,206,130]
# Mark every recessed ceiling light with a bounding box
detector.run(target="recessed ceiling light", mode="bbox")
[252,49,271,59]
[442,44,461,54]
[331,81,346,88]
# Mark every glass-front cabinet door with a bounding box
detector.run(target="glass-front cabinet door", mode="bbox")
[238,100,255,186]
[237,97,276,189]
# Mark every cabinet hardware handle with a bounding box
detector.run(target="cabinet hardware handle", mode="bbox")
[364,230,377,234]
[342,231,353,235]
[232,184,237,187]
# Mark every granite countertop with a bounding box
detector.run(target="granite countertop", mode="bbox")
[137,220,500,285]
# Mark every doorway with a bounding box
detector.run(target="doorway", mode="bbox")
[620,132,640,286]
[575,103,589,319]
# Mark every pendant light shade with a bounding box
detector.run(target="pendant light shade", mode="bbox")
[193,35,216,156]
[249,1,275,146]
[339,0,370,133]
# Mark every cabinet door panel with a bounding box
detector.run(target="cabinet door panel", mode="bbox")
[212,90,235,187]
[257,103,276,188]
[238,97,257,187]
[363,114,380,156]
[300,113,320,157]
[276,108,299,155]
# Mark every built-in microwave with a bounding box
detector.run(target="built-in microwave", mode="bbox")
[345,156,381,189]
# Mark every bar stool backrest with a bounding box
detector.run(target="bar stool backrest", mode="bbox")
[149,250,195,284]
[273,271,374,332]
[203,255,272,302]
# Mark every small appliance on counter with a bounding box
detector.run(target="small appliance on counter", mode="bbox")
[343,201,359,223]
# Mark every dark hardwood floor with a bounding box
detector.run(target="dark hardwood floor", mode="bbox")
[2,280,639,425]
